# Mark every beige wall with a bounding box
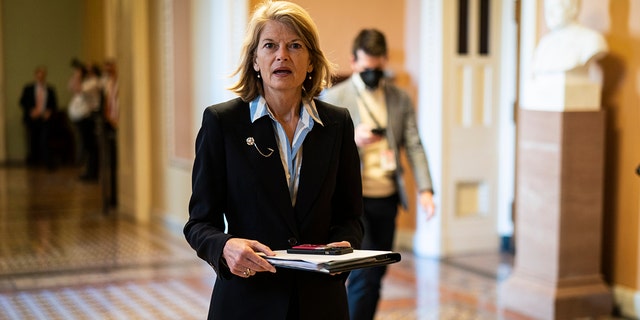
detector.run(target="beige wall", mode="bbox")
[597,0,640,289]
[81,1,107,63]
[1,0,83,161]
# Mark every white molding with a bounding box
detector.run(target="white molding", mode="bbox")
[519,0,540,102]
[415,0,444,258]
[497,0,517,237]
[613,285,640,319]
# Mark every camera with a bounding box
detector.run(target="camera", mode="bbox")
[371,127,386,136]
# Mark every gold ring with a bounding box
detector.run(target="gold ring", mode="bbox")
[243,268,251,277]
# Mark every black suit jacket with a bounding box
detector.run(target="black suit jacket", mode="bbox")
[184,97,364,320]
[19,83,58,123]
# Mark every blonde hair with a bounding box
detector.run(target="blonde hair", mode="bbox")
[229,0,334,102]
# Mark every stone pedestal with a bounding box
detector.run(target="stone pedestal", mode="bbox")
[502,109,613,319]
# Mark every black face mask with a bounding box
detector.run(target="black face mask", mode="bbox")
[359,68,385,89]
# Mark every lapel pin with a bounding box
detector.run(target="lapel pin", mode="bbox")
[246,137,274,158]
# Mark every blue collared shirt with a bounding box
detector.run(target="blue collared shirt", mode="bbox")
[249,96,324,205]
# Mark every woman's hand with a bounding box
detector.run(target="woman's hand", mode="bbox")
[222,238,277,278]
[326,241,351,276]
[326,241,351,248]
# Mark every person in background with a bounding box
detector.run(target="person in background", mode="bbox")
[19,65,58,169]
[101,59,119,207]
[321,28,436,320]
[183,1,363,319]
[67,59,102,181]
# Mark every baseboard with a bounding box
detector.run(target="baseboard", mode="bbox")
[162,214,186,235]
[613,285,640,318]
[500,235,515,254]
[394,229,415,251]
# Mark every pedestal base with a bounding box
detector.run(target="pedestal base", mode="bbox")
[503,272,613,319]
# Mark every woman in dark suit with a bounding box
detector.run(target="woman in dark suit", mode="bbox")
[183,1,364,319]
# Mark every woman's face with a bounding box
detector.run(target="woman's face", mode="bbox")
[253,20,312,97]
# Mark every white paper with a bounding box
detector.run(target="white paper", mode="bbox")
[262,250,397,274]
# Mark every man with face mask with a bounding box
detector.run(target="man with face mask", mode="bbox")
[321,28,435,320]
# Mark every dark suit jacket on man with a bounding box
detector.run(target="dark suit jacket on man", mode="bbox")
[322,76,433,209]
[184,97,364,320]
[19,83,58,123]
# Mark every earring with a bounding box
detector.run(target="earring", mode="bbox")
[308,73,312,80]
[257,72,261,79]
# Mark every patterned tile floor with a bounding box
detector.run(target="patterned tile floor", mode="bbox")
[0,165,537,319]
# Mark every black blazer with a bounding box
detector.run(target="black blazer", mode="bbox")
[184,97,364,320]
[19,83,58,123]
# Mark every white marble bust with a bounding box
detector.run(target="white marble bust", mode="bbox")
[533,0,607,75]
[523,0,608,111]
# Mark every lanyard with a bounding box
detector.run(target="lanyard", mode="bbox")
[353,82,384,129]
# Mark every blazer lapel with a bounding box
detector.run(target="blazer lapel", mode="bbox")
[294,109,337,221]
